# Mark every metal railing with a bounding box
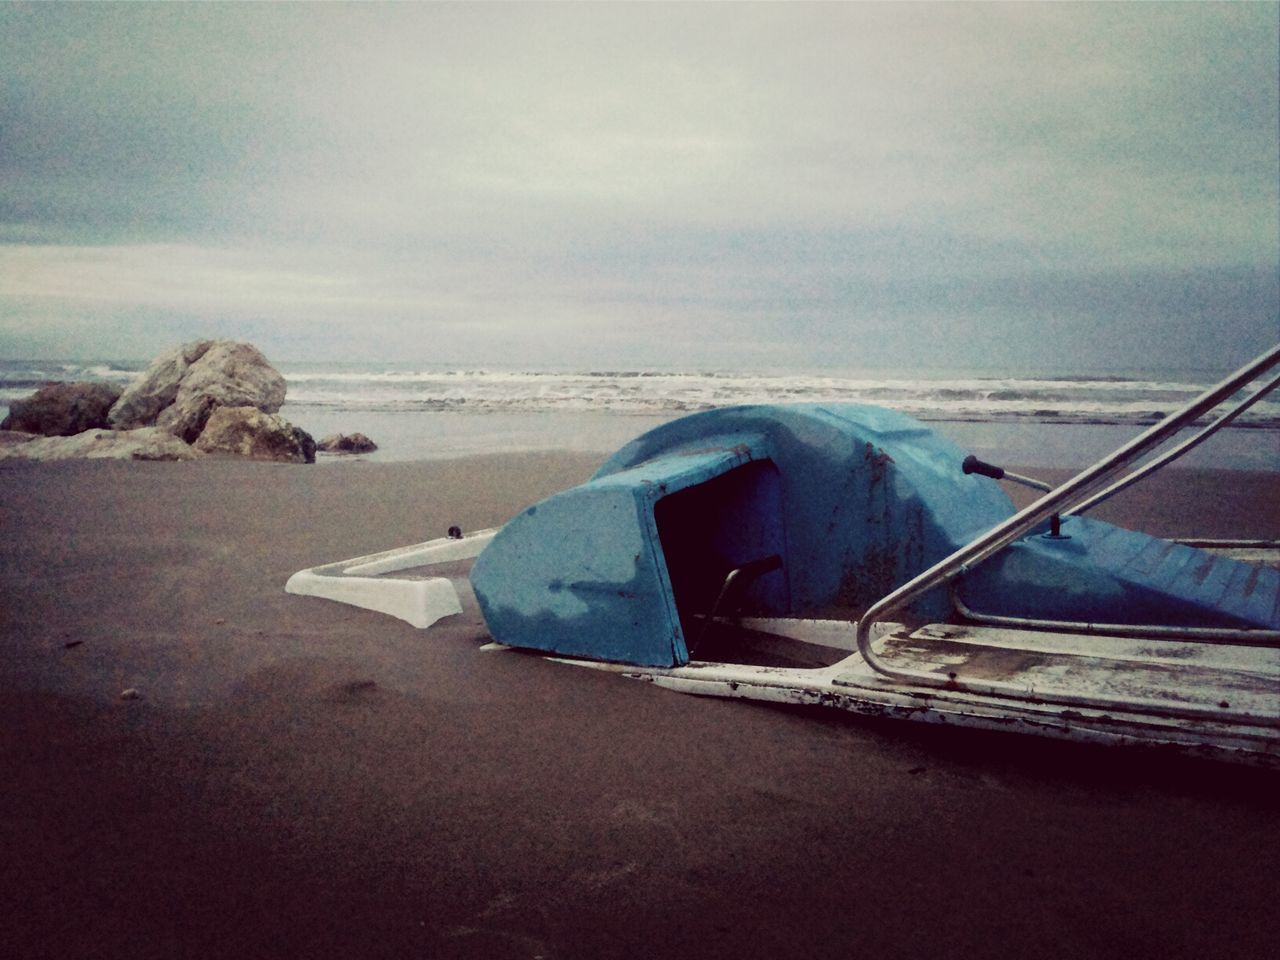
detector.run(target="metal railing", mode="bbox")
[852,342,1280,687]
[1068,372,1280,517]
[949,585,1280,646]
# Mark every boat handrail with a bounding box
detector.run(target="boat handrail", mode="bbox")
[948,584,1280,646]
[852,342,1280,682]
[1068,371,1280,517]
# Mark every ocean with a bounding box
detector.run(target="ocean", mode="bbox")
[2,359,1277,471]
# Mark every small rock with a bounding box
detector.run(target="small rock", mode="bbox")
[327,679,380,704]
[316,432,378,454]
[120,688,142,701]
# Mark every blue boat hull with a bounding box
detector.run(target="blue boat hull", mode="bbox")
[470,404,1278,666]
[470,405,1014,665]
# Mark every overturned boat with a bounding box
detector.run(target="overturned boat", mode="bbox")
[287,345,1280,765]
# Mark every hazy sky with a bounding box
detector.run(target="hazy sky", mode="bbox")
[1,2,1276,370]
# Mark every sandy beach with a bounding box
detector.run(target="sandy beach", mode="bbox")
[2,454,1277,960]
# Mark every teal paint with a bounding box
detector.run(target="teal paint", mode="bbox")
[470,404,1278,667]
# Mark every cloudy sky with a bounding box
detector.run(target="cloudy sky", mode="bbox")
[1,2,1276,371]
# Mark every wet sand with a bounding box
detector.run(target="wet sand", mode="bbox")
[2,455,1277,959]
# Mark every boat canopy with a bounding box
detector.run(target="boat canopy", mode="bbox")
[470,404,1015,666]
[472,403,1279,667]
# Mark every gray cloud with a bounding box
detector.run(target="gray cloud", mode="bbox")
[0,2,1275,369]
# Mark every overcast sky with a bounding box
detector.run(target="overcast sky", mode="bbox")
[1,2,1276,371]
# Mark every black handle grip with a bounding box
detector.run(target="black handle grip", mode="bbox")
[962,455,1005,480]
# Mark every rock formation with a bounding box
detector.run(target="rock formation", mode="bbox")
[316,432,378,454]
[0,430,38,451]
[2,338,321,463]
[193,406,316,464]
[1,381,122,436]
[0,427,203,462]
[109,339,287,442]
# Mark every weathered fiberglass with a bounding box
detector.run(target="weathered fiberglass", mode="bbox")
[469,404,1016,667]
[470,403,1279,668]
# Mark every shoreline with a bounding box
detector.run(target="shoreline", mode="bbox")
[282,407,1280,471]
[3,453,1278,958]
[3,385,1276,469]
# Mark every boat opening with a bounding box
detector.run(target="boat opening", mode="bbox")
[654,458,789,656]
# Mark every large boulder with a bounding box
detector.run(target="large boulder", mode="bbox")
[1,381,123,436]
[0,427,201,462]
[316,432,378,454]
[108,339,215,430]
[193,406,316,464]
[109,340,288,442]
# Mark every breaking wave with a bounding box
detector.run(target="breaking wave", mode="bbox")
[274,366,1279,426]
[3,360,1277,427]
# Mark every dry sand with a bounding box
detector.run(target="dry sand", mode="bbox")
[2,454,1277,960]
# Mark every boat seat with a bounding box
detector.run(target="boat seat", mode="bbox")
[690,554,783,655]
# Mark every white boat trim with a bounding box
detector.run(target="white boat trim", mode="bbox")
[284,529,496,629]
[553,618,1280,763]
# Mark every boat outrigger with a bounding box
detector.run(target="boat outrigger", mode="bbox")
[287,345,1280,765]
